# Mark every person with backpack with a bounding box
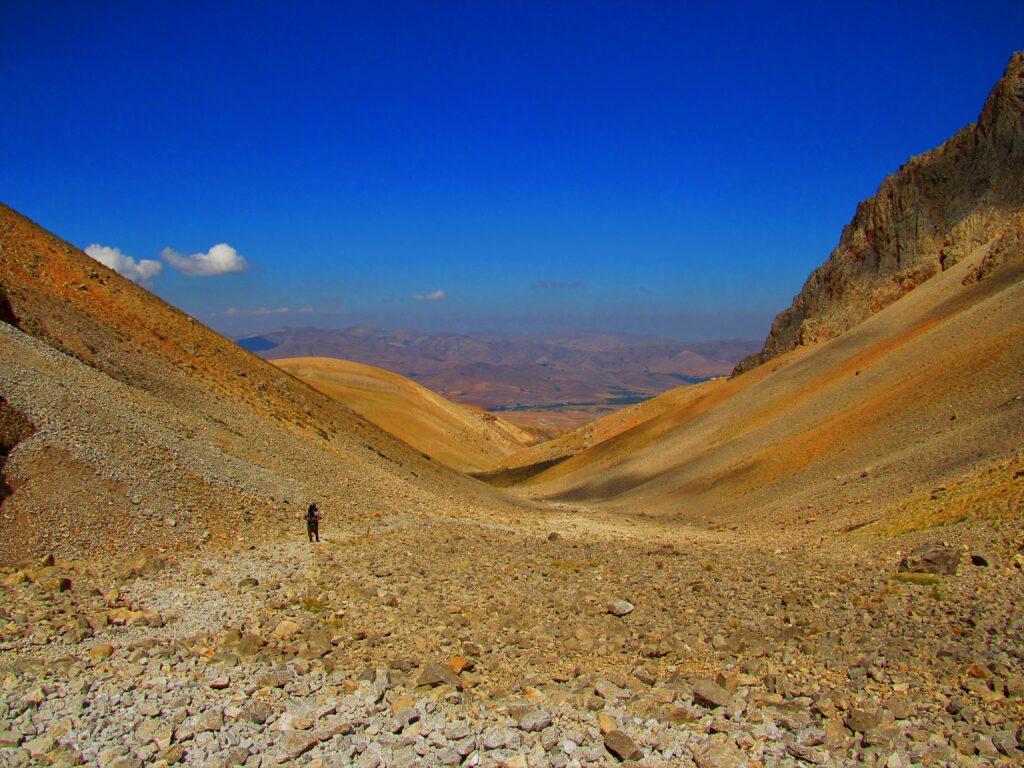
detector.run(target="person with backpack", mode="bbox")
[304,502,321,542]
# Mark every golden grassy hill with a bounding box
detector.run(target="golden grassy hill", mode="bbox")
[516,223,1024,535]
[273,357,539,473]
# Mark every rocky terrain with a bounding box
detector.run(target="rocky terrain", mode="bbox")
[1,501,1022,767]
[735,52,1024,375]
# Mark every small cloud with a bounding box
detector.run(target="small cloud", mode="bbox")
[161,243,248,276]
[530,280,583,290]
[413,290,446,301]
[84,244,162,284]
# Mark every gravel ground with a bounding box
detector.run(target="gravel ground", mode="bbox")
[1,506,1022,767]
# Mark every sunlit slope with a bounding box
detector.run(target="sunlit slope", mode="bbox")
[475,381,726,485]
[522,229,1024,527]
[0,202,515,562]
[274,357,538,472]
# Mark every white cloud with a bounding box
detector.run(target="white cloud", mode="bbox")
[84,244,163,283]
[161,243,248,276]
[413,290,446,301]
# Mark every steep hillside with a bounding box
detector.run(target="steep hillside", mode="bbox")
[519,213,1024,531]
[273,357,539,473]
[736,51,1024,374]
[0,203,515,564]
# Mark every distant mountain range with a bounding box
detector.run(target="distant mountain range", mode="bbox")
[236,326,759,428]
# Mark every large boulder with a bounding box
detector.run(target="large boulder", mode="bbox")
[898,543,961,575]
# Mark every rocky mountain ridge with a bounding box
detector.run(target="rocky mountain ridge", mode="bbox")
[736,51,1024,374]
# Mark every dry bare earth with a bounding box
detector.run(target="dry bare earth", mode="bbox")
[2,214,1023,767]
[272,358,540,474]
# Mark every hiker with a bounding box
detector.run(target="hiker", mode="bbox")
[304,502,321,542]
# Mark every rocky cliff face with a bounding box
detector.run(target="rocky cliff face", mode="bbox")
[735,52,1024,374]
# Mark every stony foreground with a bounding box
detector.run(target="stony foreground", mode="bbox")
[1,509,1022,767]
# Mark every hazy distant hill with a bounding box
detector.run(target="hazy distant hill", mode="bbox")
[238,326,758,429]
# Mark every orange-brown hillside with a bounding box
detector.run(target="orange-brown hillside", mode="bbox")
[0,203,516,563]
[518,217,1024,533]
[474,380,721,486]
[273,357,540,473]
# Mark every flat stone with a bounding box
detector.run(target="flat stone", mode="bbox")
[693,678,733,709]
[845,708,883,734]
[516,709,553,732]
[276,730,318,762]
[603,729,642,762]
[236,633,264,656]
[240,700,273,724]
[898,543,960,575]
[195,709,223,733]
[595,679,630,700]
[23,735,55,757]
[158,744,186,764]
[0,730,22,748]
[418,661,463,689]
[692,733,744,768]
[88,643,115,661]
[274,620,302,639]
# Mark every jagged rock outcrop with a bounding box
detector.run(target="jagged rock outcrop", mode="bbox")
[735,52,1024,374]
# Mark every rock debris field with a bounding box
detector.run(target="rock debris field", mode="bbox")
[1,509,1023,768]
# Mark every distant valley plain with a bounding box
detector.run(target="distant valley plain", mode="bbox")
[238,327,759,431]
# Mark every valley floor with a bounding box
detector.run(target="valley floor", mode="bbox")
[1,501,1022,767]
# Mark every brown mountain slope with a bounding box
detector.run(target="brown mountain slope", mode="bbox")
[474,380,723,486]
[0,203,516,564]
[518,214,1024,531]
[736,51,1024,374]
[273,357,540,473]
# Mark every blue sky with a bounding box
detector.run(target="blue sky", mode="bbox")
[2,2,1021,341]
